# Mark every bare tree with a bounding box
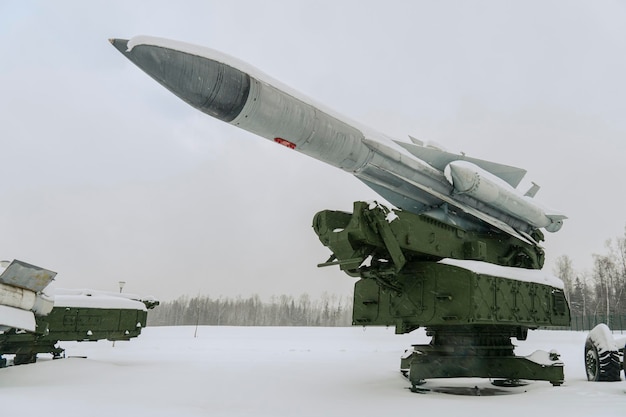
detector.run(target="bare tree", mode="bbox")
[554,255,575,302]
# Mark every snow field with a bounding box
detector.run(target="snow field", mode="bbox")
[1,326,625,416]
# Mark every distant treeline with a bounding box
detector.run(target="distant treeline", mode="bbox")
[150,227,626,330]
[555,226,626,330]
[147,293,353,327]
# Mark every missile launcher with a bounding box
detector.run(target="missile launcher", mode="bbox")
[0,260,158,367]
[111,36,570,387]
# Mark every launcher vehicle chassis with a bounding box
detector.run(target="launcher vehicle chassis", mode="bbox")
[314,201,570,387]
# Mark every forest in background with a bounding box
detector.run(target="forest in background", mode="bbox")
[149,227,626,331]
[147,293,353,327]
[554,226,626,330]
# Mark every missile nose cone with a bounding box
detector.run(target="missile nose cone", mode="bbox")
[109,37,250,122]
[109,38,129,54]
[445,162,477,193]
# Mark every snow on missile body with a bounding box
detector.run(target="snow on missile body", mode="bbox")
[110,36,565,242]
[0,260,56,332]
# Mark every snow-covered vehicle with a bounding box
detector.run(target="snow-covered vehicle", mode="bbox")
[584,323,625,382]
[0,260,158,367]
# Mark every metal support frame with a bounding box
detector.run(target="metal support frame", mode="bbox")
[401,327,564,388]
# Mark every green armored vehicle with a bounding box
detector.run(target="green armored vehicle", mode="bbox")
[0,260,158,367]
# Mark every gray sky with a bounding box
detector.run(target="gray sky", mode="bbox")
[1,1,625,301]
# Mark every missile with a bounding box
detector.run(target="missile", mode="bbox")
[445,161,565,232]
[110,36,565,241]
[0,260,56,332]
[109,37,450,211]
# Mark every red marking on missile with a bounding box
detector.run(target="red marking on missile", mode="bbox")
[274,137,296,149]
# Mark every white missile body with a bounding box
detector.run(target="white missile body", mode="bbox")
[445,161,565,232]
[110,36,566,243]
[0,260,56,332]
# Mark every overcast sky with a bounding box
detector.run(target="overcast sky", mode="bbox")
[1,1,625,301]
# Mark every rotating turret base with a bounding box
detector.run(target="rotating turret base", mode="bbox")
[400,327,564,390]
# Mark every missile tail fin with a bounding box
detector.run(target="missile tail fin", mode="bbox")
[408,135,424,146]
[524,182,541,197]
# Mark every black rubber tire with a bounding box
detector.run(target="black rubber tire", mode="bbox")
[585,324,621,382]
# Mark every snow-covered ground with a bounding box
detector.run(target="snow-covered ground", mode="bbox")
[1,326,625,416]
